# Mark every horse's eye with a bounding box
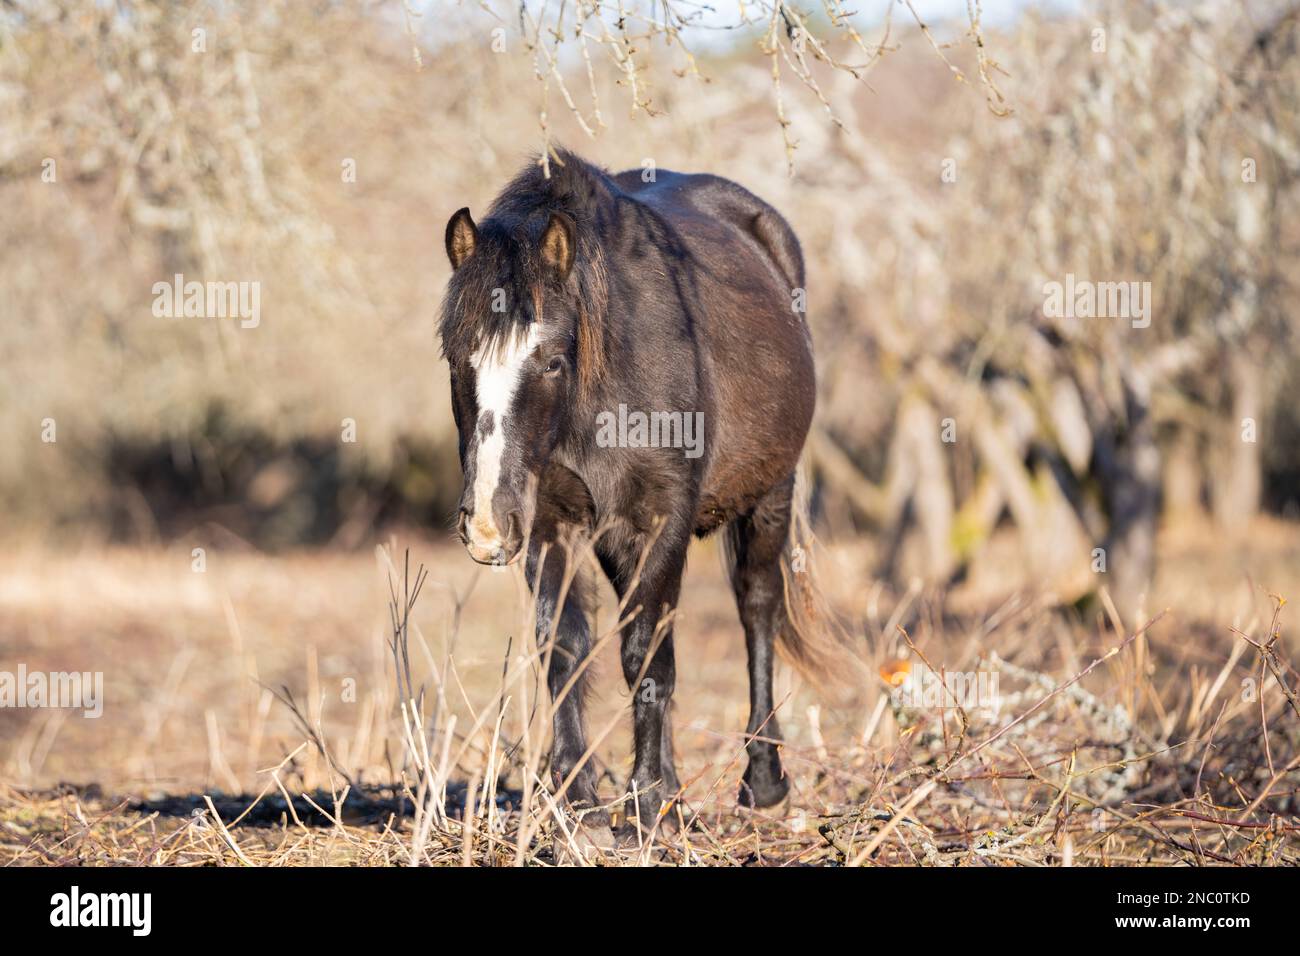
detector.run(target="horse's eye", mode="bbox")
[544,356,564,376]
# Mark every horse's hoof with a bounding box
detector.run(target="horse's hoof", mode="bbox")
[554,816,617,864]
[738,771,790,809]
[610,822,678,864]
[612,794,680,849]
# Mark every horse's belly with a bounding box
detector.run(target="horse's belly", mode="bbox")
[677,217,816,534]
[692,344,815,534]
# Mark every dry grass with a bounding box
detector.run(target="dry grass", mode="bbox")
[2,520,1298,866]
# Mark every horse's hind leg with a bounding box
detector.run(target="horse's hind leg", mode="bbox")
[723,475,795,808]
[659,708,681,798]
[526,534,603,822]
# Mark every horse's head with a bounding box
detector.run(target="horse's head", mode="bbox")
[438,204,604,566]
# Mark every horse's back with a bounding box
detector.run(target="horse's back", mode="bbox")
[611,167,815,533]
[612,169,805,292]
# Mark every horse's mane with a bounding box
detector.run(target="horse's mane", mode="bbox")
[439,148,612,400]
[487,147,619,226]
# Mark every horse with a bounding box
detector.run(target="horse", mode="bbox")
[438,148,821,839]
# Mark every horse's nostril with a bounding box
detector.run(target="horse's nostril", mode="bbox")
[456,508,470,541]
[505,510,523,543]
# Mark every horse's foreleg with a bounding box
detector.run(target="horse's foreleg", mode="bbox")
[599,530,687,835]
[527,535,600,816]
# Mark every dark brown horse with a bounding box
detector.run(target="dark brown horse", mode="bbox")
[439,148,819,838]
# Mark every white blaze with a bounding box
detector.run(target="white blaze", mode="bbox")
[468,324,539,543]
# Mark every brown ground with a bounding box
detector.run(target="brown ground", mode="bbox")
[2,520,1298,866]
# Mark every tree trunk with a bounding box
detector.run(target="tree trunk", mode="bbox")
[1162,427,1204,525]
[1211,350,1262,530]
[1097,370,1161,628]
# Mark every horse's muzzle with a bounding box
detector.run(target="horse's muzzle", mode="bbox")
[458,507,524,566]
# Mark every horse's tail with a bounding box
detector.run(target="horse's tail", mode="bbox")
[723,466,862,688]
[779,466,860,683]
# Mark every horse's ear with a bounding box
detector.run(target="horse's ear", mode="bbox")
[445,207,477,270]
[539,212,575,281]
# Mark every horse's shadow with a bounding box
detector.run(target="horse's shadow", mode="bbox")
[129,781,522,828]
